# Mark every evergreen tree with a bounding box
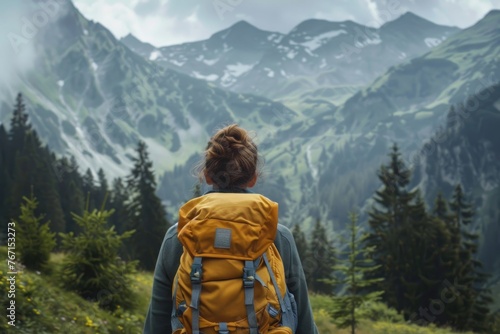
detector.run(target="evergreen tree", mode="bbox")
[9,130,65,236]
[0,124,10,229]
[56,156,84,233]
[366,144,418,311]
[82,168,97,210]
[449,184,492,332]
[109,177,128,234]
[60,208,137,310]
[126,141,170,270]
[366,144,458,325]
[8,93,31,172]
[96,168,109,208]
[292,223,308,266]
[307,219,335,294]
[16,191,56,271]
[331,211,383,333]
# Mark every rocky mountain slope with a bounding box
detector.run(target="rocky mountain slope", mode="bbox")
[0,0,295,177]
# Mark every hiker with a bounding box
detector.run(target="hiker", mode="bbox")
[144,124,318,334]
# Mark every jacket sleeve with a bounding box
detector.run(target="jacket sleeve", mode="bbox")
[277,225,319,334]
[143,225,181,334]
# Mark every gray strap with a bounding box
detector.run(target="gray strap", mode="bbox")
[243,260,259,334]
[219,322,229,334]
[171,275,183,331]
[263,253,296,331]
[263,253,287,311]
[190,257,203,334]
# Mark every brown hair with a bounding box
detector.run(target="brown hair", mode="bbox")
[200,124,260,189]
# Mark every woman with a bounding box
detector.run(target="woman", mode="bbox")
[144,124,318,334]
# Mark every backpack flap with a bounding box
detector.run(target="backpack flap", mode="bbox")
[178,193,279,259]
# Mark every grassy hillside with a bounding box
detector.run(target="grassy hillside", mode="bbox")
[1,247,484,334]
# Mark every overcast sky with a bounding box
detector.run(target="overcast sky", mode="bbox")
[73,0,500,47]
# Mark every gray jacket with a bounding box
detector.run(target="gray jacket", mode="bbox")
[144,218,319,334]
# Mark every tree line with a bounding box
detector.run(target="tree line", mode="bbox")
[293,144,495,333]
[0,93,170,271]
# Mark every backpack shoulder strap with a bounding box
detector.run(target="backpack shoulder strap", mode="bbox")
[263,252,297,332]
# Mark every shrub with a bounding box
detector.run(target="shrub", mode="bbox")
[59,208,137,310]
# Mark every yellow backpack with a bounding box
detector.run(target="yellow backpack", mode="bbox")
[171,193,297,334]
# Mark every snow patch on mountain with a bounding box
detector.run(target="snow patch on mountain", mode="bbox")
[91,62,98,71]
[169,59,185,67]
[319,58,327,68]
[203,58,219,66]
[227,63,255,77]
[354,34,382,47]
[149,50,162,61]
[287,49,298,59]
[192,71,219,81]
[424,37,442,48]
[301,30,347,51]
[264,68,275,77]
[57,80,64,87]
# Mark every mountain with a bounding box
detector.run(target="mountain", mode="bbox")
[120,33,157,56]
[412,83,500,310]
[121,20,285,91]
[123,12,460,110]
[0,1,295,177]
[415,84,500,265]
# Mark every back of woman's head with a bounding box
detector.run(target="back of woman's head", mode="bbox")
[201,124,260,189]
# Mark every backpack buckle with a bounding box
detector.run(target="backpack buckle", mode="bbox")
[190,263,202,284]
[243,267,255,288]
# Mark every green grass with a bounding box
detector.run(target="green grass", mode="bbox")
[0,247,493,333]
[0,247,149,333]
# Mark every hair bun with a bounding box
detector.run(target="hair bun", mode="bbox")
[202,124,260,189]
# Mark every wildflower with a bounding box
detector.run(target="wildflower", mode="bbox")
[85,316,95,327]
[33,309,40,315]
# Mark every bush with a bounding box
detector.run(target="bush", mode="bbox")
[16,194,56,271]
[356,301,404,323]
[59,208,137,310]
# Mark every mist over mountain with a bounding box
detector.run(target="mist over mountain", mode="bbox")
[0,0,295,178]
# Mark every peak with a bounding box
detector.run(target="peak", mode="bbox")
[484,9,500,18]
[121,33,139,42]
[382,11,456,30]
[392,11,432,24]
[228,20,258,31]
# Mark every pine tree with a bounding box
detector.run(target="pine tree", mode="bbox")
[292,224,308,266]
[96,168,109,209]
[56,156,84,233]
[366,143,418,311]
[449,184,492,332]
[126,141,170,270]
[16,191,56,271]
[109,177,128,234]
[0,124,10,229]
[60,207,137,310]
[331,211,383,333]
[307,219,335,294]
[8,93,31,173]
[82,168,97,210]
[9,130,65,236]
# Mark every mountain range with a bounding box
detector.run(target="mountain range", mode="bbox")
[121,13,459,112]
[1,1,499,303]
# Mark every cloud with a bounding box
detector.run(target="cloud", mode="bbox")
[73,0,500,47]
[0,0,70,92]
